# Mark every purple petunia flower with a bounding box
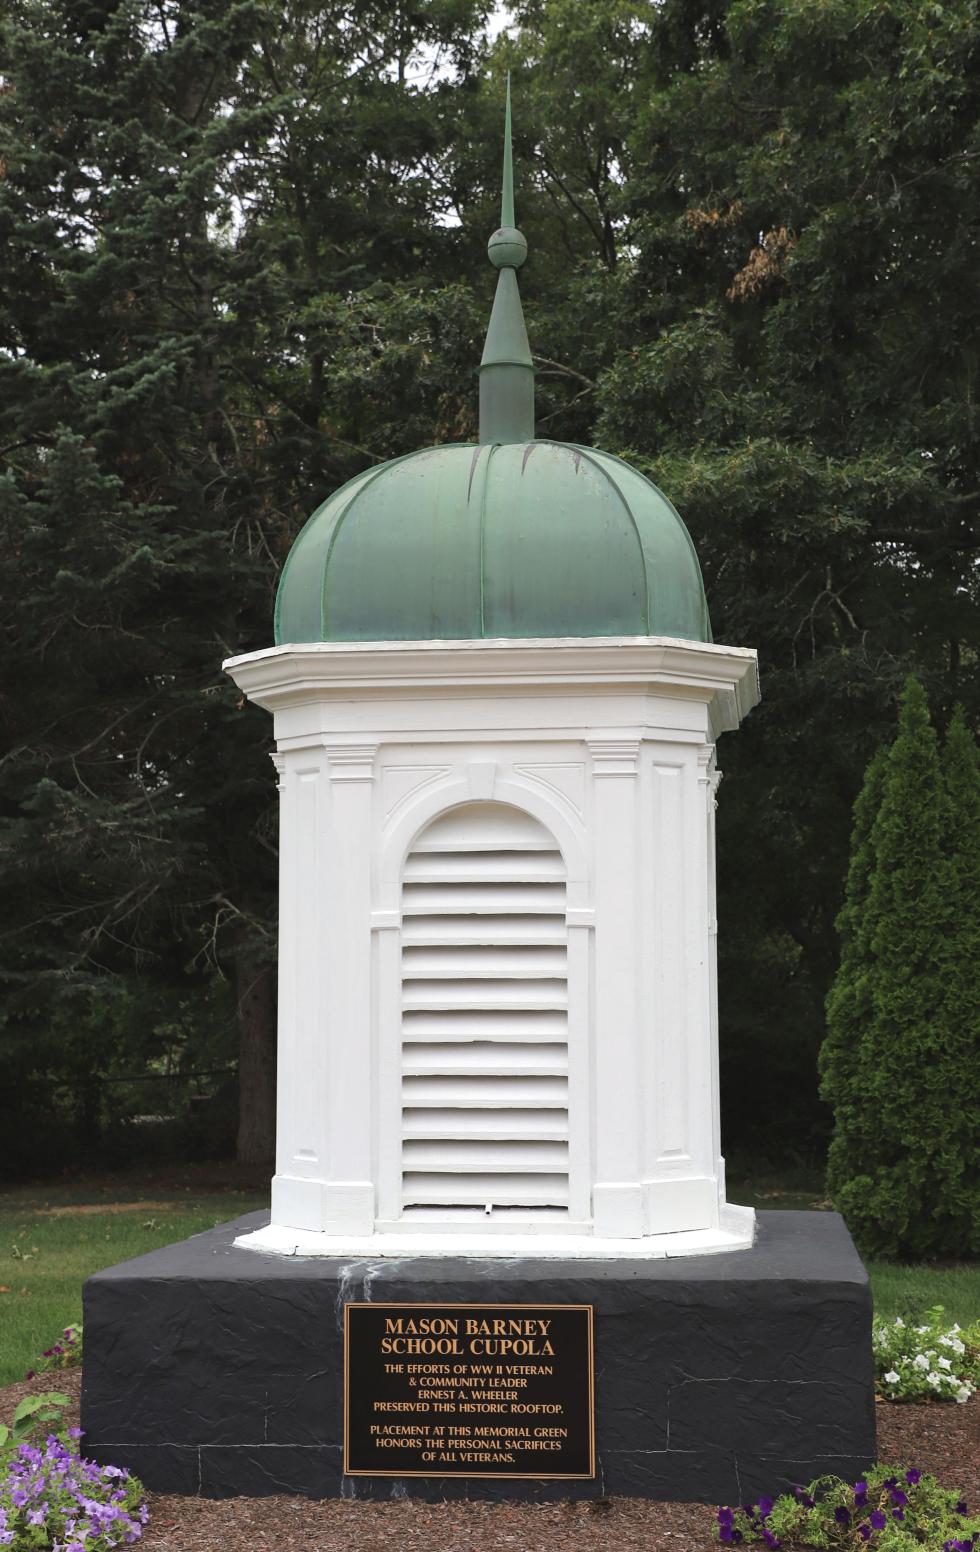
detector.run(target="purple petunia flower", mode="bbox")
[758,1497,774,1517]
[891,1489,908,1506]
[835,1507,851,1525]
[858,1526,872,1542]
[870,1511,887,1530]
[719,1526,734,1543]
[906,1469,921,1486]
[718,1506,734,1524]
[956,1501,969,1515]
[893,1508,905,1521]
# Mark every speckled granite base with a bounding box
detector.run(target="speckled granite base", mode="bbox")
[80,1210,876,1502]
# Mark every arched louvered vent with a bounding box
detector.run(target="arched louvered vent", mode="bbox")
[400,802,569,1220]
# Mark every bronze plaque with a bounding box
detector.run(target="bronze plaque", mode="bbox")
[344,1301,595,1478]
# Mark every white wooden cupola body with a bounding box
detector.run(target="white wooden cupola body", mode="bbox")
[224,636,760,1257]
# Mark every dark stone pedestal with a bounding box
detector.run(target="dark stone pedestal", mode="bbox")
[81,1210,876,1502]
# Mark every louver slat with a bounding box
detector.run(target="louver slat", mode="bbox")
[400,804,569,1219]
[402,1010,567,1042]
[402,1174,570,1208]
[402,883,565,914]
[403,1110,569,1141]
[401,915,566,947]
[402,945,567,979]
[402,1042,567,1077]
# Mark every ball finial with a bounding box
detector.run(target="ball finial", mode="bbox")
[488,225,528,269]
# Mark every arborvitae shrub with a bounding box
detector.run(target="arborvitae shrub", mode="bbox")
[821,677,979,1258]
[819,745,888,1172]
[935,707,980,1255]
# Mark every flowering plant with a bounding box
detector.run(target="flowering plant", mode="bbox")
[0,1397,74,1454]
[716,1465,979,1551]
[873,1308,978,1404]
[25,1327,83,1382]
[0,1428,147,1550]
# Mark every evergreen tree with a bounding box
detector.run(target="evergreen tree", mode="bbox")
[4,0,980,1177]
[0,0,489,1170]
[819,745,888,1167]
[934,707,980,1254]
[822,678,974,1257]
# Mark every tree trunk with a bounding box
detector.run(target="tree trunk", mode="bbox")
[233,937,277,1166]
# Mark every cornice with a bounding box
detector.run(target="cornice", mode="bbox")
[224,636,760,733]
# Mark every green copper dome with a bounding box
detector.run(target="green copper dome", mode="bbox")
[275,440,710,643]
[274,79,711,648]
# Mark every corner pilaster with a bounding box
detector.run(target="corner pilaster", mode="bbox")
[588,736,644,1237]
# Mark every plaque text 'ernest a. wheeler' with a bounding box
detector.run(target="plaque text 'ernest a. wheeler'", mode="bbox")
[344,1303,595,1478]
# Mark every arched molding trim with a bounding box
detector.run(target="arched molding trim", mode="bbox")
[376,768,589,913]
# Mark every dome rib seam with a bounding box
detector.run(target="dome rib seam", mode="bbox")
[555,442,652,632]
[478,442,498,638]
[274,463,377,643]
[584,446,711,641]
[316,448,427,638]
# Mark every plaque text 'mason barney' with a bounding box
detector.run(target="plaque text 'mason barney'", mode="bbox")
[344,1303,595,1478]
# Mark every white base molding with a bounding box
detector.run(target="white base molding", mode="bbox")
[233,1203,756,1260]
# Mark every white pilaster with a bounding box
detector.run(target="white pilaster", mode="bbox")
[588,737,644,1238]
[269,747,329,1230]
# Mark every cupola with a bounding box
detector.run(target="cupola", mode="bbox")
[224,79,759,1257]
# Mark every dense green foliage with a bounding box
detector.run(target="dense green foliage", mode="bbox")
[938,706,980,1235]
[716,1465,980,1552]
[1,0,978,1175]
[822,680,980,1257]
[872,1308,978,1404]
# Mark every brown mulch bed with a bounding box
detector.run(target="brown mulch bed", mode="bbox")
[1,1370,977,1551]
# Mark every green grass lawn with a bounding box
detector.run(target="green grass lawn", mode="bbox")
[0,1169,977,1387]
[0,1168,266,1385]
[728,1175,980,1325]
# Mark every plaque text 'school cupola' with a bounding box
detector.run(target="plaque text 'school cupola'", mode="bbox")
[225,81,761,1257]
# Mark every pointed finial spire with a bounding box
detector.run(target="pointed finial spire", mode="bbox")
[479,73,535,445]
[500,71,515,230]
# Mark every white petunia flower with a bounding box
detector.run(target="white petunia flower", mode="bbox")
[956,1386,971,1403]
[938,1357,952,1370]
[927,1372,942,1387]
[884,1370,900,1384]
[916,1325,930,1334]
[913,1353,930,1370]
[950,1339,965,1354]
[894,1317,904,1327]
